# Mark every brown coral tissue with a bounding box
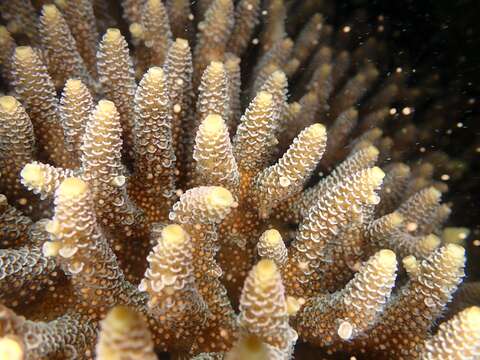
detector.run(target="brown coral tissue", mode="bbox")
[0,0,479,359]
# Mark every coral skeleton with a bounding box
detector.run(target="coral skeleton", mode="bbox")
[0,1,475,359]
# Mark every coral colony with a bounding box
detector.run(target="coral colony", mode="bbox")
[0,0,478,359]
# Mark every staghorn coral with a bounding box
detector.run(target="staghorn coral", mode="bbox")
[96,306,157,360]
[0,1,477,359]
[420,306,480,359]
[38,4,93,91]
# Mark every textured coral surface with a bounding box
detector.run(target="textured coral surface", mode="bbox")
[0,0,478,359]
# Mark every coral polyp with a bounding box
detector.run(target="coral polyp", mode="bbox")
[0,0,477,359]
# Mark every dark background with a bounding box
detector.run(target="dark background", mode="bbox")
[294,0,480,280]
[339,0,480,279]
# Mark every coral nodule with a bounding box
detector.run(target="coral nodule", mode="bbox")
[0,0,476,359]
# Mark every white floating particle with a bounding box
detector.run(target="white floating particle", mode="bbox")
[389,108,397,115]
[343,25,351,33]
[440,174,450,181]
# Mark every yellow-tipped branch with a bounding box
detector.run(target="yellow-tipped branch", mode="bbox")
[163,38,194,177]
[420,306,480,359]
[238,260,297,350]
[294,250,398,346]
[96,306,157,360]
[12,46,74,168]
[193,114,240,192]
[20,162,75,201]
[59,79,94,163]
[38,4,93,89]
[45,178,144,320]
[253,123,327,218]
[130,67,176,222]
[256,229,288,267]
[97,28,137,154]
[349,244,466,357]
[289,145,379,224]
[139,225,206,350]
[0,96,36,207]
[233,91,278,175]
[284,167,385,297]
